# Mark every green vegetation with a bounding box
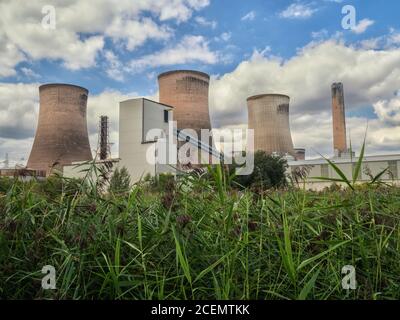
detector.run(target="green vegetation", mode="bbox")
[231,151,288,190]
[0,156,399,300]
[109,167,131,194]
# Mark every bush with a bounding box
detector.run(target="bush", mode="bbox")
[108,167,131,194]
[0,177,14,193]
[232,151,288,190]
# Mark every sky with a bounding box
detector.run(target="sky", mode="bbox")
[1,0,400,166]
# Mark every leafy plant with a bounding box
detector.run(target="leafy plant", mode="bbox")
[231,151,288,191]
[109,167,131,194]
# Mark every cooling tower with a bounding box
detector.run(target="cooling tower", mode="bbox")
[331,83,348,156]
[247,94,295,156]
[27,84,93,175]
[158,70,211,137]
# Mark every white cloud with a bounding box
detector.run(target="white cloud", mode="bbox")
[373,97,400,126]
[241,11,256,21]
[311,29,329,40]
[0,83,39,140]
[0,1,105,71]
[0,0,211,77]
[20,67,40,79]
[195,16,217,29]
[215,32,232,42]
[280,3,317,19]
[104,50,124,82]
[352,19,375,34]
[106,17,172,51]
[0,30,25,77]
[129,35,219,72]
[358,29,400,50]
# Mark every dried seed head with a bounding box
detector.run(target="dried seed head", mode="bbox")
[176,214,192,228]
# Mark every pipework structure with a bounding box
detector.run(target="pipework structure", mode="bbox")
[27,83,93,175]
[247,94,295,157]
[158,70,212,139]
[98,115,110,160]
[332,82,348,157]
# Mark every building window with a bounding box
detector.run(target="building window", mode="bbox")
[388,161,398,179]
[164,110,169,123]
[321,164,329,178]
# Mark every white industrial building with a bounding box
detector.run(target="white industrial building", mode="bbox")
[63,98,176,181]
[64,97,222,182]
[288,154,400,190]
[119,98,176,182]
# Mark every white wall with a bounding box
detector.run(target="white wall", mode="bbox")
[119,98,176,182]
[119,99,156,182]
[289,158,400,190]
[143,99,170,142]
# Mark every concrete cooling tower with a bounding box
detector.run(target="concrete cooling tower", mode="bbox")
[27,84,93,175]
[247,94,295,157]
[158,70,212,137]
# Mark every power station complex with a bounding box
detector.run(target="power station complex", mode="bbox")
[1,69,399,189]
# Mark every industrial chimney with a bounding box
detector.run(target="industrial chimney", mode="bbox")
[158,70,212,138]
[99,115,110,160]
[247,94,295,157]
[331,83,348,157]
[27,84,93,175]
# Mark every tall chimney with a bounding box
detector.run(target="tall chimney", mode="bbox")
[331,83,347,156]
[99,116,109,160]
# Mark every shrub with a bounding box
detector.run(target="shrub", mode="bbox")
[232,151,288,190]
[109,166,131,194]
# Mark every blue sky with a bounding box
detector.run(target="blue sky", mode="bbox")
[1,0,400,163]
[5,0,400,95]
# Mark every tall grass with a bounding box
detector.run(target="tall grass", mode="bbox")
[0,161,399,300]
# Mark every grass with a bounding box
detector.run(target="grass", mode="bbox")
[0,162,400,300]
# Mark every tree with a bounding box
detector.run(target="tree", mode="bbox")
[232,151,288,190]
[109,167,131,194]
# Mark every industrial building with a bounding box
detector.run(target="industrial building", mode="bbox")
[289,155,400,190]
[247,94,297,158]
[27,84,93,175]
[118,98,176,181]
[63,96,221,182]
